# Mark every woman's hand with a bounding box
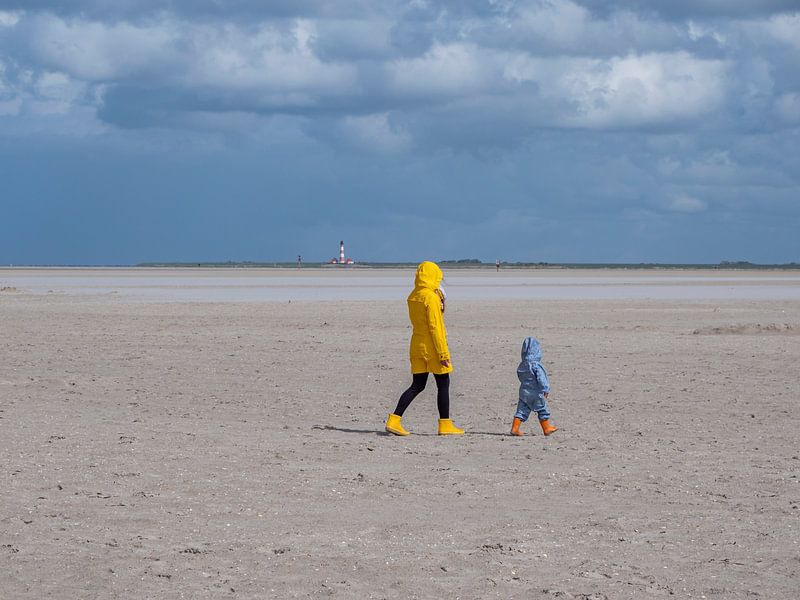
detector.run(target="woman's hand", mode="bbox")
[440,360,450,368]
[435,288,446,313]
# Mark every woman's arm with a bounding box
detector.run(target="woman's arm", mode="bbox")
[425,294,450,364]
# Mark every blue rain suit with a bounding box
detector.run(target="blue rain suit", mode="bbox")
[514,337,551,422]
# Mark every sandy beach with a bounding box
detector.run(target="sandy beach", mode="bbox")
[1,269,799,599]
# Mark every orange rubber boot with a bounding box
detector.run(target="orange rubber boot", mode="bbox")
[540,419,558,436]
[510,417,523,436]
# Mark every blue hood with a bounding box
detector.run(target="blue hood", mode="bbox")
[521,337,542,362]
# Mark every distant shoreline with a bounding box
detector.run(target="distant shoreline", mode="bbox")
[2,261,798,270]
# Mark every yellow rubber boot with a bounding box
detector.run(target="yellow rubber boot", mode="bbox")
[385,413,410,436]
[540,419,558,436]
[510,417,523,436]
[438,418,465,435]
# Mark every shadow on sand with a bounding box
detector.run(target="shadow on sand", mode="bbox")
[312,425,389,436]
[312,425,511,437]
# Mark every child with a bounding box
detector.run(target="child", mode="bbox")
[510,337,558,436]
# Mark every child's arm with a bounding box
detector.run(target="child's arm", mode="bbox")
[534,364,550,394]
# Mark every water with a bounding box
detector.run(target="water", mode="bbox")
[2,268,799,302]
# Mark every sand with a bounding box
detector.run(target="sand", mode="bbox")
[2,267,800,302]
[1,273,799,599]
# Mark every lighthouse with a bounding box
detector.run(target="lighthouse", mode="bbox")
[330,240,355,265]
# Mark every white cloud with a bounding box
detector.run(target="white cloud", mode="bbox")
[656,156,681,176]
[311,17,394,59]
[653,148,792,190]
[668,194,708,213]
[567,52,729,127]
[774,92,800,123]
[0,97,22,115]
[0,60,21,115]
[763,13,800,50]
[507,51,729,128]
[183,21,358,98]
[36,71,82,99]
[27,15,181,81]
[0,3,794,145]
[0,10,22,27]
[684,150,738,182]
[31,71,88,115]
[475,2,684,57]
[339,112,411,153]
[0,57,104,130]
[515,0,591,47]
[388,43,492,97]
[687,20,727,45]
[23,14,358,109]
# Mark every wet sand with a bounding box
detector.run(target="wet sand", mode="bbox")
[2,267,800,301]
[1,272,799,598]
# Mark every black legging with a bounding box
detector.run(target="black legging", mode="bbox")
[393,372,450,419]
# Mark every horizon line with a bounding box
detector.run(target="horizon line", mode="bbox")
[2,260,799,270]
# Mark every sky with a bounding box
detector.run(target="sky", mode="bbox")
[1,1,798,265]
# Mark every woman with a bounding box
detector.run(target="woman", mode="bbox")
[385,261,465,436]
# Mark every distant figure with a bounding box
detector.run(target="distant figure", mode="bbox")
[496,259,500,272]
[297,255,302,268]
[385,261,464,436]
[510,337,558,436]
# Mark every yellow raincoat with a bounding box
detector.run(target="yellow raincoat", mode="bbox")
[407,262,452,375]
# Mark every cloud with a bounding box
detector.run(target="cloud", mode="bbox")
[0,0,798,266]
[0,67,22,114]
[668,194,708,213]
[580,0,800,20]
[17,14,360,95]
[504,51,729,128]
[28,71,87,115]
[566,52,729,127]
[774,92,800,123]
[388,43,493,98]
[0,97,21,115]
[515,0,593,48]
[183,20,358,97]
[7,14,364,129]
[2,3,795,141]
[0,1,378,21]
[337,112,411,153]
[3,0,795,22]
[0,9,21,26]
[687,20,727,45]
[19,15,178,81]
[311,17,395,60]
[461,1,689,58]
[761,12,800,50]
[0,54,99,122]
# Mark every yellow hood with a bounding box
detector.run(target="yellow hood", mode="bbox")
[414,261,443,291]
